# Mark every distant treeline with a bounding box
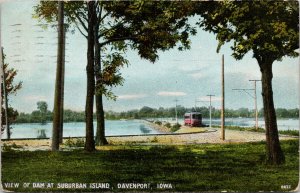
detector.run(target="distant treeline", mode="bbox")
[106,106,299,120]
[14,106,299,124]
[15,109,86,124]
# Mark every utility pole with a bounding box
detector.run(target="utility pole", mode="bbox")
[249,79,261,130]
[174,98,178,124]
[221,54,225,140]
[207,94,215,128]
[59,23,66,144]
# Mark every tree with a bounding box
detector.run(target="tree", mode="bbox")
[37,101,48,114]
[36,101,48,125]
[34,1,197,151]
[51,1,65,151]
[197,1,299,164]
[1,48,22,139]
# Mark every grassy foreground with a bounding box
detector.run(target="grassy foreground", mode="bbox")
[2,140,299,192]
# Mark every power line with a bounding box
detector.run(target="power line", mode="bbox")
[232,79,261,131]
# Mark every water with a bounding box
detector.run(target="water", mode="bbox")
[154,117,299,131]
[3,120,160,139]
[3,118,299,139]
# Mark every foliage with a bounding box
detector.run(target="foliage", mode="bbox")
[33,1,197,98]
[278,130,299,137]
[154,120,162,125]
[64,138,85,148]
[33,1,198,149]
[32,101,51,124]
[171,123,181,132]
[196,0,299,164]
[164,122,171,128]
[196,1,299,61]
[105,106,299,120]
[1,143,22,152]
[2,140,298,192]
[1,49,22,131]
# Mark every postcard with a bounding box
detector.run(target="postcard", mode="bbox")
[0,1,299,192]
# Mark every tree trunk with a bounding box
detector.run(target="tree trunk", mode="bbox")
[94,29,108,146]
[95,93,108,145]
[260,60,285,164]
[84,1,96,152]
[59,16,66,144]
[52,1,64,151]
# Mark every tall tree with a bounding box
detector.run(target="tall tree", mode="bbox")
[52,1,65,151]
[34,1,196,150]
[36,101,49,124]
[84,1,96,151]
[196,1,299,164]
[1,48,22,139]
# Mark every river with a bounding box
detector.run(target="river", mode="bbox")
[2,118,299,139]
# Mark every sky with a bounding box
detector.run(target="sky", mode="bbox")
[1,1,299,113]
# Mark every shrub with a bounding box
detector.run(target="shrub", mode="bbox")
[164,122,171,128]
[151,137,158,143]
[11,143,22,148]
[154,120,162,125]
[279,129,299,136]
[2,144,13,152]
[171,123,181,132]
[64,138,85,147]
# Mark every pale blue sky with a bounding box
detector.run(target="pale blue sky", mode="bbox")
[1,1,299,113]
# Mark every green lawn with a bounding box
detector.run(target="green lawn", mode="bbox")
[213,125,299,136]
[1,140,299,192]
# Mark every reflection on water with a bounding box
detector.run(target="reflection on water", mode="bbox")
[37,129,47,138]
[139,124,151,134]
[6,118,298,139]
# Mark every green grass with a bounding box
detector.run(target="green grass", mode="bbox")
[214,125,299,136]
[2,140,299,192]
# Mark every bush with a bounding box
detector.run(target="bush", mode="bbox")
[164,122,171,128]
[154,120,162,125]
[151,137,158,143]
[64,138,85,147]
[279,129,299,136]
[2,144,13,152]
[171,123,181,132]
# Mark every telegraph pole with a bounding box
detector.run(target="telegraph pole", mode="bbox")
[221,54,225,140]
[174,98,178,124]
[207,94,215,128]
[249,79,261,130]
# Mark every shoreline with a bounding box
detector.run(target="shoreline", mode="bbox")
[1,128,297,151]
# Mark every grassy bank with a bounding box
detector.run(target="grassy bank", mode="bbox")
[214,125,299,136]
[2,140,299,192]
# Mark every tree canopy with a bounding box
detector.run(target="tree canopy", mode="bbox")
[1,49,22,134]
[195,1,299,165]
[197,1,299,62]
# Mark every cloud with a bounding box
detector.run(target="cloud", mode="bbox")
[157,91,187,96]
[24,95,48,102]
[190,72,206,79]
[117,94,147,100]
[197,96,222,102]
